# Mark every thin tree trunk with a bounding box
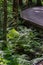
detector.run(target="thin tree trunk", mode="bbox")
[13,0,18,28]
[19,0,22,6]
[3,0,7,47]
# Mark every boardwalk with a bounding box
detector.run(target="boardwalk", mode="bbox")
[20,7,43,29]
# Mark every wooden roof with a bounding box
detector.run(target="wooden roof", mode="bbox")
[20,7,43,29]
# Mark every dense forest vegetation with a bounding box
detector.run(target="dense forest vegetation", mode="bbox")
[0,0,43,65]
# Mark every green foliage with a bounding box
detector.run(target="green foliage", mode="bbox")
[7,26,43,58]
[0,57,9,65]
[0,0,43,65]
[7,29,19,39]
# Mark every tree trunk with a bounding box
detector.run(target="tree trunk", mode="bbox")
[3,0,7,47]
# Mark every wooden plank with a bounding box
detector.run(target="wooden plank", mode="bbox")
[20,7,43,29]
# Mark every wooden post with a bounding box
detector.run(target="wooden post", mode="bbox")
[37,0,42,6]
[25,0,29,8]
[29,0,32,7]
